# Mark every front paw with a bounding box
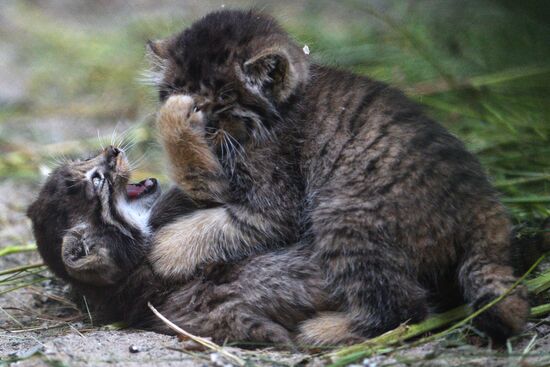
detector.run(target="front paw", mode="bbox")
[157,95,205,140]
[148,226,201,281]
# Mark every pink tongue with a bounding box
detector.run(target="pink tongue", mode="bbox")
[127,184,146,198]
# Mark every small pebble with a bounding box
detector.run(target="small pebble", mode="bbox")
[129,345,141,353]
[210,352,233,367]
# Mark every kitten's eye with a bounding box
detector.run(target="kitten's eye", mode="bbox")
[159,89,170,102]
[91,171,104,188]
[218,91,236,103]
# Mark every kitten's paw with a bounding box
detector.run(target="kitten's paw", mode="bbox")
[156,96,225,201]
[157,95,205,139]
[148,225,203,281]
[298,313,361,347]
[149,244,196,281]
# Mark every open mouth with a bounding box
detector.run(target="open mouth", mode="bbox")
[126,178,158,200]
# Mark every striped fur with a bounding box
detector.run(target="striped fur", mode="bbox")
[146,9,529,340]
[27,151,333,346]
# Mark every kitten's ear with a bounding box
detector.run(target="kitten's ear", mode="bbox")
[146,38,171,62]
[61,227,121,286]
[144,38,173,89]
[242,46,309,102]
[145,38,173,74]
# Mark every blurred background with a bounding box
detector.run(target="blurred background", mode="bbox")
[1,0,549,251]
[0,1,549,363]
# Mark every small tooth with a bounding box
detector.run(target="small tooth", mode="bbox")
[145,179,153,187]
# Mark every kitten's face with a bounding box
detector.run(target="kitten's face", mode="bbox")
[146,10,309,155]
[27,147,160,286]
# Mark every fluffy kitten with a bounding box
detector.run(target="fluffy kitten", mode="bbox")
[146,9,528,341]
[26,147,337,346]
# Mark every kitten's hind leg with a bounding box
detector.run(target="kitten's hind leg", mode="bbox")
[233,312,294,348]
[314,227,429,337]
[202,305,294,347]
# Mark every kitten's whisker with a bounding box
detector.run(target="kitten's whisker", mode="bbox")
[254,119,273,143]
[128,159,145,171]
[55,154,71,166]
[219,82,235,94]
[214,104,234,114]
[111,125,119,147]
[222,132,238,176]
[115,126,131,150]
[138,67,166,88]
[228,137,237,175]
[220,133,227,163]
[226,132,245,161]
[131,153,147,164]
[120,135,139,153]
[128,153,148,171]
[225,132,236,156]
[121,141,138,153]
[121,133,138,148]
[109,123,127,149]
[46,156,64,168]
[97,130,106,151]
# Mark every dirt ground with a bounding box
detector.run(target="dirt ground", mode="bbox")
[2,182,550,367]
[2,1,550,366]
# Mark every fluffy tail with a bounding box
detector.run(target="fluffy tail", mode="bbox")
[459,259,530,339]
[297,312,361,347]
[458,210,533,340]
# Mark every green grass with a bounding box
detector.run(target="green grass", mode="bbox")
[328,255,550,366]
[287,0,550,223]
[2,0,547,221]
[0,1,549,366]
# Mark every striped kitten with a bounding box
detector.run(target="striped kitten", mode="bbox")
[146,9,529,342]
[26,147,335,346]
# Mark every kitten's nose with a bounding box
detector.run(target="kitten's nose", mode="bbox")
[105,146,121,160]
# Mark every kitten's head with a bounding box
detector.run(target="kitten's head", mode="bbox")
[145,10,309,149]
[27,146,160,286]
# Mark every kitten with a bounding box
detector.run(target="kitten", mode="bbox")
[27,147,341,346]
[145,9,528,341]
